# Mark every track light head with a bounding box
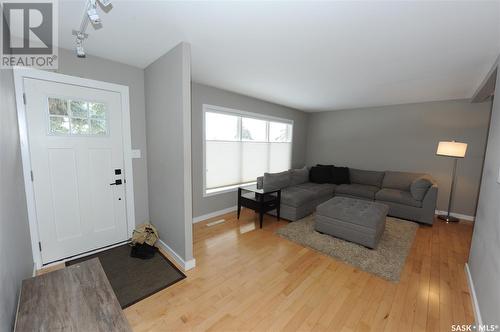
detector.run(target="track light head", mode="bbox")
[87,0,101,24]
[98,0,112,7]
[73,30,88,58]
[76,44,86,58]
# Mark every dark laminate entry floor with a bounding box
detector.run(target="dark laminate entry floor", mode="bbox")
[16,258,131,332]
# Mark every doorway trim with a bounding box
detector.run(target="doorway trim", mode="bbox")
[13,67,136,269]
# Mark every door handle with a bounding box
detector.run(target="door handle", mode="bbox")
[110,179,123,186]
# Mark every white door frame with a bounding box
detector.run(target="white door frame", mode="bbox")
[13,67,136,269]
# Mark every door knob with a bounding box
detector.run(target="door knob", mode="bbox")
[109,179,122,186]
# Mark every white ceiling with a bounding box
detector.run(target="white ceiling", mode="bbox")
[58,1,500,112]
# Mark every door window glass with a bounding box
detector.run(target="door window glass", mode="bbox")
[48,97,107,136]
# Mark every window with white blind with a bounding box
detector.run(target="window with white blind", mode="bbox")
[203,105,293,195]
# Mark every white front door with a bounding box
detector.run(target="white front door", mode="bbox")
[23,77,129,264]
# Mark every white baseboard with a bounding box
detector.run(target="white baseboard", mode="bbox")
[465,263,483,326]
[193,205,237,223]
[184,258,196,270]
[32,262,37,277]
[435,210,475,222]
[156,238,196,271]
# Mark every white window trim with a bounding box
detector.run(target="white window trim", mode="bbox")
[202,104,293,197]
[204,181,257,197]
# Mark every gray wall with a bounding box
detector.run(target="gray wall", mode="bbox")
[191,82,309,218]
[145,43,193,262]
[306,99,491,216]
[56,48,149,225]
[0,70,33,331]
[468,64,500,324]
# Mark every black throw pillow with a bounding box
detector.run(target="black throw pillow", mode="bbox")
[332,166,350,184]
[309,166,333,183]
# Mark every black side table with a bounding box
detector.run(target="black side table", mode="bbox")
[237,185,281,228]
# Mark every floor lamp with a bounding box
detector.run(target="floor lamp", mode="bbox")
[436,141,468,222]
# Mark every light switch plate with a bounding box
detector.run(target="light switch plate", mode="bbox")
[131,149,141,159]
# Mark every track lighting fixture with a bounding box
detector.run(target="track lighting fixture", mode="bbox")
[73,0,112,58]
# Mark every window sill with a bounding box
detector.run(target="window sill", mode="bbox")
[204,182,257,197]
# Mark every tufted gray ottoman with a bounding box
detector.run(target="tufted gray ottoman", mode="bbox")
[315,197,389,249]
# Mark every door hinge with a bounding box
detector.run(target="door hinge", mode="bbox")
[30,170,34,182]
[38,242,42,251]
[23,93,26,105]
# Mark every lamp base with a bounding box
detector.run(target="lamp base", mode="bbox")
[438,214,459,223]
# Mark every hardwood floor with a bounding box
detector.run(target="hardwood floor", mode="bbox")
[124,209,475,332]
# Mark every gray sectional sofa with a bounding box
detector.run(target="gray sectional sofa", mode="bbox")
[257,167,438,225]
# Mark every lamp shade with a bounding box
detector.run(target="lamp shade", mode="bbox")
[436,141,467,158]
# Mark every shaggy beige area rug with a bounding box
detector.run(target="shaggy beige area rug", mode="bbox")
[275,214,418,282]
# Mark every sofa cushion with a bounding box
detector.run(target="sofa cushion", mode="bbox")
[263,170,291,192]
[410,176,433,200]
[294,182,336,198]
[375,188,422,208]
[332,166,350,185]
[309,166,333,184]
[382,171,424,191]
[335,184,380,200]
[349,168,385,187]
[289,167,309,186]
[280,187,317,207]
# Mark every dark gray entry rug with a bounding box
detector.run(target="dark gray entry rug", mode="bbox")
[66,244,185,308]
[275,214,418,282]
